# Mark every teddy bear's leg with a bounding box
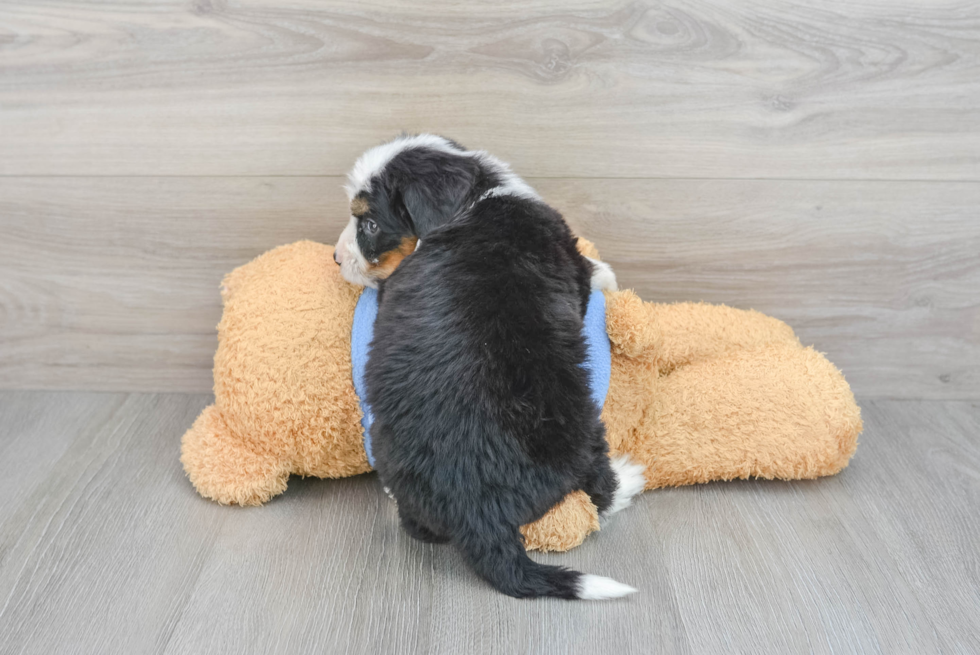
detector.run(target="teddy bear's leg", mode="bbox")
[632,344,862,488]
[604,290,801,370]
[650,302,804,370]
[180,404,292,506]
[520,491,600,552]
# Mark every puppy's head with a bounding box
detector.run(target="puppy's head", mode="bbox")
[334,134,483,287]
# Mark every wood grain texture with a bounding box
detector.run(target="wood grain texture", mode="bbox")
[2,0,977,650]
[0,392,222,655]
[0,391,977,654]
[1,0,978,178]
[0,176,338,393]
[2,176,977,398]
[549,178,980,400]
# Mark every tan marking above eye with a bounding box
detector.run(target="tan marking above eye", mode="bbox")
[350,197,370,216]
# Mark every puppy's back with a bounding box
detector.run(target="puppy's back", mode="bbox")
[366,197,634,600]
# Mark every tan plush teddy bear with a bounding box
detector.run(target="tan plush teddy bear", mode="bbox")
[181,239,861,552]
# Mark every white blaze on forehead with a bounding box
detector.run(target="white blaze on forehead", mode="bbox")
[345,134,463,200]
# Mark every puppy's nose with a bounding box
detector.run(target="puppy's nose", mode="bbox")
[333,250,341,266]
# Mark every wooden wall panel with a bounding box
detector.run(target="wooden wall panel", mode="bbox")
[1,0,978,178]
[1,176,976,397]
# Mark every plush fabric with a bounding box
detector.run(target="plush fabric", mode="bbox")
[181,239,861,552]
[181,241,369,508]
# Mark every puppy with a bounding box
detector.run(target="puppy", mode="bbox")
[335,134,645,600]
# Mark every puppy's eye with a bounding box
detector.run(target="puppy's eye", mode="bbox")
[363,219,379,235]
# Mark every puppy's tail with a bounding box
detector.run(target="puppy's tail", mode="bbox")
[456,526,636,600]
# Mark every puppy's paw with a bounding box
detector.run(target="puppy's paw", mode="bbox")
[606,455,646,516]
[587,257,618,292]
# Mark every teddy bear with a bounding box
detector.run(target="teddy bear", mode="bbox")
[180,239,861,552]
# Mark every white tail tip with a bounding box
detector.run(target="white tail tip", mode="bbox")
[577,574,638,600]
[606,455,647,517]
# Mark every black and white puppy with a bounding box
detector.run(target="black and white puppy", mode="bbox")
[334,134,644,600]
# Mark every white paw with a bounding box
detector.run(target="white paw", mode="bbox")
[605,455,646,516]
[587,258,618,292]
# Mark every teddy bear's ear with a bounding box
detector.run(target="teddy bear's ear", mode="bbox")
[575,237,600,259]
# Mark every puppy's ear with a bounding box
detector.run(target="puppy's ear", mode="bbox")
[399,160,479,237]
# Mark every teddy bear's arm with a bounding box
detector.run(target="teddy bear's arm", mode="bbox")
[574,237,799,369]
[605,291,801,371]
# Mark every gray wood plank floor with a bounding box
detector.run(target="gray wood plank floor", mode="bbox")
[1,391,977,654]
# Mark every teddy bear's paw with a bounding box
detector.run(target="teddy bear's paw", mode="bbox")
[587,257,618,292]
[521,490,600,552]
[605,455,647,517]
[180,405,292,506]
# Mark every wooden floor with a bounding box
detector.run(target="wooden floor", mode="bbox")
[2,0,979,653]
[0,391,977,654]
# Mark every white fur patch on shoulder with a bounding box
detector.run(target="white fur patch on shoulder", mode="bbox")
[577,574,638,600]
[346,133,540,207]
[473,151,541,202]
[345,134,463,199]
[606,455,646,516]
[587,257,618,292]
